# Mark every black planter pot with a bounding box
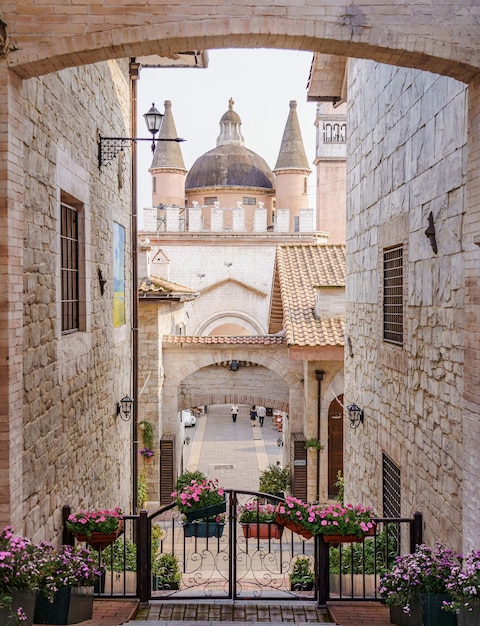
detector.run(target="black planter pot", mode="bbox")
[0,590,37,626]
[33,586,94,625]
[152,577,180,591]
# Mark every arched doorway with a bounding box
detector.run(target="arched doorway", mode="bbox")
[327,394,343,499]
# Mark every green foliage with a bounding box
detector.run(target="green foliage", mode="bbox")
[329,529,398,575]
[290,557,314,585]
[139,420,155,449]
[334,470,344,504]
[138,473,148,509]
[304,438,324,451]
[258,465,290,495]
[175,470,207,492]
[100,538,137,572]
[152,553,181,584]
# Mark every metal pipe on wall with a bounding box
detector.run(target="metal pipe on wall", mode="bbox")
[315,369,325,503]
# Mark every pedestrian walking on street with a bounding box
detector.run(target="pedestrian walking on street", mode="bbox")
[257,405,266,426]
[231,403,238,422]
[250,405,257,426]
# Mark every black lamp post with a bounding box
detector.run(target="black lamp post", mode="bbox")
[98,102,185,169]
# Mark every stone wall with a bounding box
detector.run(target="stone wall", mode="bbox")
[345,59,466,549]
[20,60,133,542]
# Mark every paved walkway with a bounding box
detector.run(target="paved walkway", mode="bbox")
[70,598,394,625]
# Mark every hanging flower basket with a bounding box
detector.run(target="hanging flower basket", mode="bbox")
[183,500,226,523]
[321,533,365,544]
[172,478,226,522]
[183,521,225,538]
[275,513,313,540]
[72,521,124,550]
[241,522,284,540]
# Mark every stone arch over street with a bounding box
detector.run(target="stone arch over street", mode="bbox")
[6,9,480,82]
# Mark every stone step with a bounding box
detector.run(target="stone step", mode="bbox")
[125,622,333,625]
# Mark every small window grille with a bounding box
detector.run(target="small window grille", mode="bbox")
[382,453,401,518]
[242,197,256,205]
[383,245,403,344]
[61,202,79,333]
[204,196,217,205]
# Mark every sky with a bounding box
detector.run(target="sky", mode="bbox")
[135,48,318,224]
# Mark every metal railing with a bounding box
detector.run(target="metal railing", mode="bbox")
[62,502,422,605]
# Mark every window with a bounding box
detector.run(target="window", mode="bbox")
[61,201,79,333]
[153,176,156,193]
[383,245,403,345]
[383,453,401,551]
[204,196,217,205]
[242,197,256,205]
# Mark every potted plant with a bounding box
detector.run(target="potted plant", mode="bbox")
[66,507,123,549]
[444,549,480,625]
[290,556,315,591]
[175,470,207,492]
[379,543,460,626]
[152,554,181,591]
[275,498,376,541]
[304,439,324,451]
[258,465,290,498]
[0,526,41,626]
[172,478,226,523]
[238,501,283,539]
[34,544,102,625]
[139,447,154,461]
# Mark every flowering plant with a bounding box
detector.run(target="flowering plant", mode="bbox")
[37,543,104,601]
[444,549,480,613]
[0,526,43,623]
[378,543,462,613]
[66,507,123,537]
[140,447,154,459]
[276,498,376,537]
[172,478,225,515]
[238,501,277,524]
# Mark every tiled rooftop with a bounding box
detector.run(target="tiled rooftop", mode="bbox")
[270,244,346,347]
[163,335,286,345]
[138,274,198,298]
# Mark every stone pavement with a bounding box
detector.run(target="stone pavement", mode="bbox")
[79,599,394,625]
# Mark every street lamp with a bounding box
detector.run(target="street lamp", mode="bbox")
[98,102,185,169]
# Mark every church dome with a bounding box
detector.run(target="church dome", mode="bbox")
[185,98,274,191]
[185,144,274,190]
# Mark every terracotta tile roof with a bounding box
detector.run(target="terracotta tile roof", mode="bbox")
[138,274,198,299]
[163,335,286,345]
[270,244,346,347]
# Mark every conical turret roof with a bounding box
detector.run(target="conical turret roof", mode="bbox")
[150,100,187,171]
[273,100,311,172]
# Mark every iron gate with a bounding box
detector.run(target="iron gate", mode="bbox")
[63,498,422,603]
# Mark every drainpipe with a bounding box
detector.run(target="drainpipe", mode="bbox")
[315,370,325,503]
[130,58,140,513]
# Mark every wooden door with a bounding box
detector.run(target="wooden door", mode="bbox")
[328,395,344,499]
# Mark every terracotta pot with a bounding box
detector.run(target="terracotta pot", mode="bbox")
[241,522,284,540]
[73,520,124,550]
[322,534,365,544]
[274,514,313,539]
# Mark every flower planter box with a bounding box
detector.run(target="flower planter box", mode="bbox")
[389,598,423,626]
[420,593,457,626]
[184,522,225,538]
[0,590,37,626]
[33,586,94,625]
[241,522,284,540]
[322,534,365,544]
[274,514,313,539]
[73,520,124,550]
[102,571,137,594]
[183,499,227,522]
[457,598,480,626]
[329,574,377,598]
